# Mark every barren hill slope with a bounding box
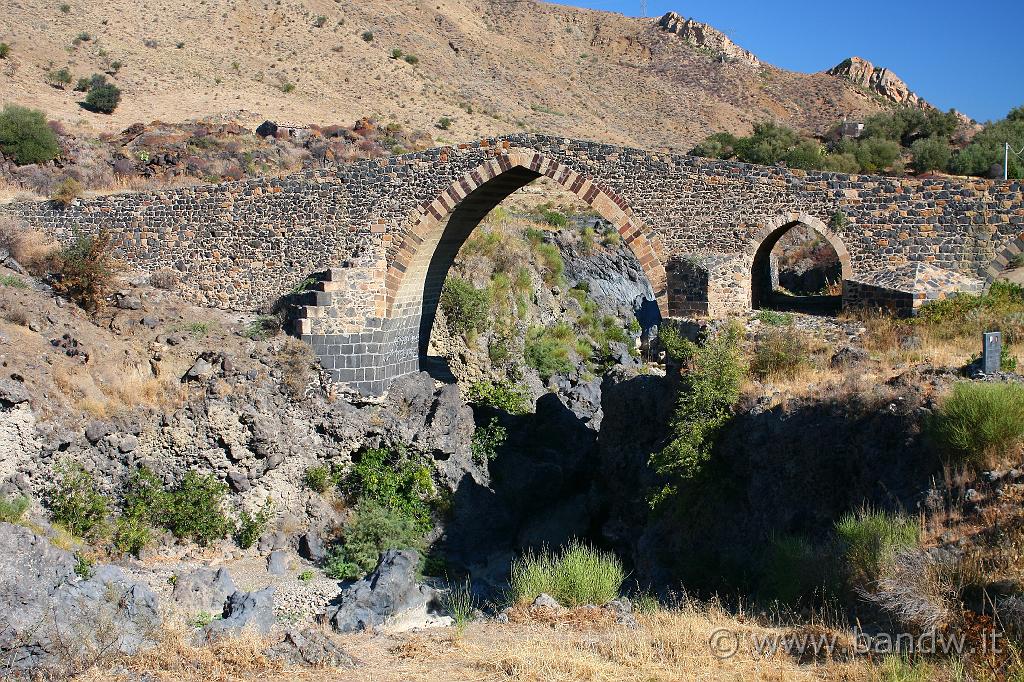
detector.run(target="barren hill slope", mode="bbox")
[2,0,908,150]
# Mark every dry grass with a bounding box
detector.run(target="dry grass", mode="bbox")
[78,621,286,682]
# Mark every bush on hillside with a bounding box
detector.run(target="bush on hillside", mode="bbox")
[914,280,1024,344]
[910,136,952,174]
[0,43,10,59]
[84,82,121,114]
[749,326,816,380]
[46,460,109,539]
[53,229,116,312]
[466,379,531,414]
[649,323,745,504]
[344,445,435,531]
[927,382,1024,468]
[121,468,233,546]
[509,539,625,607]
[0,105,60,165]
[834,508,919,587]
[323,498,426,579]
[51,177,82,205]
[0,495,30,523]
[440,276,490,339]
[525,322,576,379]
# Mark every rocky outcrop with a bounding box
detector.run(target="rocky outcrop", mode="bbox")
[658,12,759,67]
[826,56,924,107]
[325,550,449,633]
[0,523,161,675]
[170,567,238,612]
[204,587,277,637]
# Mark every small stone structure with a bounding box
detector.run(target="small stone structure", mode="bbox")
[4,133,1023,394]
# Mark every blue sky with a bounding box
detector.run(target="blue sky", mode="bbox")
[562,0,1022,123]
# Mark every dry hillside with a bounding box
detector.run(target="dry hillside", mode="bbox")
[1,0,902,150]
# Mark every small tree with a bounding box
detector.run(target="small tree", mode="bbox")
[0,105,60,165]
[47,67,72,89]
[54,229,116,312]
[910,136,952,174]
[0,43,11,59]
[85,82,121,113]
[436,116,452,130]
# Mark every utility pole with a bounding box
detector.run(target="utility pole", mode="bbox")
[1007,142,1010,181]
[640,0,647,18]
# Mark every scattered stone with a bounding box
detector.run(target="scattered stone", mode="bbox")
[256,121,279,138]
[117,433,139,453]
[141,315,160,329]
[115,293,143,310]
[604,597,639,628]
[830,345,870,368]
[227,470,251,492]
[184,358,214,381]
[84,420,113,444]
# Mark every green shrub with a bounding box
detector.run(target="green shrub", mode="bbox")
[927,382,1024,467]
[834,508,919,586]
[312,14,327,27]
[649,323,745,504]
[242,316,279,340]
[85,82,121,113]
[0,274,27,288]
[437,116,452,130]
[59,3,71,12]
[471,417,506,464]
[47,67,72,88]
[53,229,116,312]
[579,226,595,254]
[689,131,739,159]
[914,280,1024,344]
[854,137,901,173]
[298,569,314,582]
[440,276,490,338]
[509,539,624,607]
[304,464,342,493]
[755,310,793,326]
[402,54,418,65]
[0,43,10,59]
[389,48,403,59]
[46,460,109,539]
[323,498,426,579]
[533,242,564,286]
[0,495,30,522]
[0,105,61,165]
[749,326,814,380]
[909,136,952,174]
[113,515,151,556]
[344,446,434,531]
[465,379,531,415]
[74,554,94,579]
[361,30,374,42]
[161,472,233,546]
[525,323,575,379]
[235,502,272,549]
[657,320,698,363]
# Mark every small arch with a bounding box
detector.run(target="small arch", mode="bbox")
[747,213,853,311]
[981,233,1024,290]
[385,151,668,356]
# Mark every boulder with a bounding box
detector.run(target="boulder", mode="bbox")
[203,587,276,637]
[298,530,326,562]
[0,523,161,674]
[532,593,563,610]
[184,358,215,382]
[255,121,278,138]
[325,549,448,633]
[267,550,289,575]
[170,567,237,612]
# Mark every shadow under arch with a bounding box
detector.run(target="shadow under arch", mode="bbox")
[747,213,853,312]
[385,150,669,358]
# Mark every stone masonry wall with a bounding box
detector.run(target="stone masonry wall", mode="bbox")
[3,133,1023,393]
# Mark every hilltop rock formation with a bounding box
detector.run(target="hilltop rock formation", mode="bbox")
[826,56,923,107]
[657,11,759,67]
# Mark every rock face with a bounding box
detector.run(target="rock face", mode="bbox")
[170,567,238,612]
[204,587,277,637]
[0,522,161,674]
[325,550,448,633]
[826,56,923,107]
[658,12,759,67]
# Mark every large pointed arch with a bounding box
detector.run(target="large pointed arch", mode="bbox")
[384,150,668,353]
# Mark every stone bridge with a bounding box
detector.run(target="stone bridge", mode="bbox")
[5,133,1024,395]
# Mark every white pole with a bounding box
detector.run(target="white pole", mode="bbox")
[1007,142,1010,181]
